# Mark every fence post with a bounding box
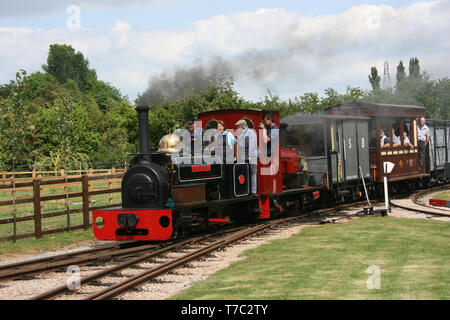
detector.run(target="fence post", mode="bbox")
[33,178,42,239]
[82,174,90,229]
[109,168,113,205]
[2,172,6,196]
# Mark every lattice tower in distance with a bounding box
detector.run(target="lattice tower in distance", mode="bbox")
[382,60,392,90]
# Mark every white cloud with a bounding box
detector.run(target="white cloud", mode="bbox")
[0,1,449,100]
[110,20,132,50]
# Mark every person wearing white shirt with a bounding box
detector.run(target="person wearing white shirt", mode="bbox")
[391,128,401,147]
[417,117,430,171]
[402,131,414,148]
[235,119,258,195]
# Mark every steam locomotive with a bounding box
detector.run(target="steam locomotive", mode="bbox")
[92,103,450,241]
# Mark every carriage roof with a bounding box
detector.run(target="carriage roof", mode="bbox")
[324,101,425,118]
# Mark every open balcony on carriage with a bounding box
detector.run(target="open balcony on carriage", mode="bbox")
[324,102,429,183]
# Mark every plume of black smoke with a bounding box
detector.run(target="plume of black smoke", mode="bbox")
[137,50,304,106]
[137,57,234,106]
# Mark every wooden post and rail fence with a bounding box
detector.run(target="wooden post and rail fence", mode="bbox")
[0,168,128,242]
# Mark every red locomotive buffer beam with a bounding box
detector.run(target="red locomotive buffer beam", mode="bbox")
[93,209,173,241]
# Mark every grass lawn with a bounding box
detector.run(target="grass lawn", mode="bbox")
[0,228,98,259]
[172,217,450,300]
[433,191,450,200]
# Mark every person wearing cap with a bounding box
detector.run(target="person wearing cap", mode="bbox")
[186,118,203,157]
[235,119,258,195]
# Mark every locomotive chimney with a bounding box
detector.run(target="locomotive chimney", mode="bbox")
[136,105,150,154]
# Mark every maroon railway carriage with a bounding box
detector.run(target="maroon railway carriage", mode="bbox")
[325,102,429,185]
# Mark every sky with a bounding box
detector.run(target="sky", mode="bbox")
[0,0,449,102]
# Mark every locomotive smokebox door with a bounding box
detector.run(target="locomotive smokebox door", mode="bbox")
[234,163,249,197]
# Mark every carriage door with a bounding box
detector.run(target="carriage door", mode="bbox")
[447,125,450,164]
[434,126,446,170]
[357,121,370,180]
[342,120,359,182]
[429,123,436,172]
[330,121,344,184]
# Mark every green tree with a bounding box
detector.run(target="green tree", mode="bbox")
[408,57,421,79]
[396,61,406,86]
[42,44,90,91]
[91,100,137,166]
[0,83,12,99]
[85,70,123,111]
[342,86,367,102]
[33,94,101,170]
[0,70,37,170]
[368,67,381,91]
[320,88,342,108]
[296,92,321,113]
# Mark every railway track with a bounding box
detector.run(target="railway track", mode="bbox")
[390,184,450,217]
[0,201,367,284]
[0,224,248,283]
[0,200,377,300]
[0,241,162,282]
[0,185,445,300]
[28,206,358,300]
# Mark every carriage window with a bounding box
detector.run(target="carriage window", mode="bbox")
[401,119,414,147]
[391,120,402,147]
[379,119,391,148]
[285,123,325,157]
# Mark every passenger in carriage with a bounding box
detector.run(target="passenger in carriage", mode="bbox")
[215,120,237,164]
[417,116,430,171]
[402,130,414,148]
[235,119,258,195]
[258,113,279,158]
[391,127,401,147]
[380,129,390,148]
[186,118,203,156]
